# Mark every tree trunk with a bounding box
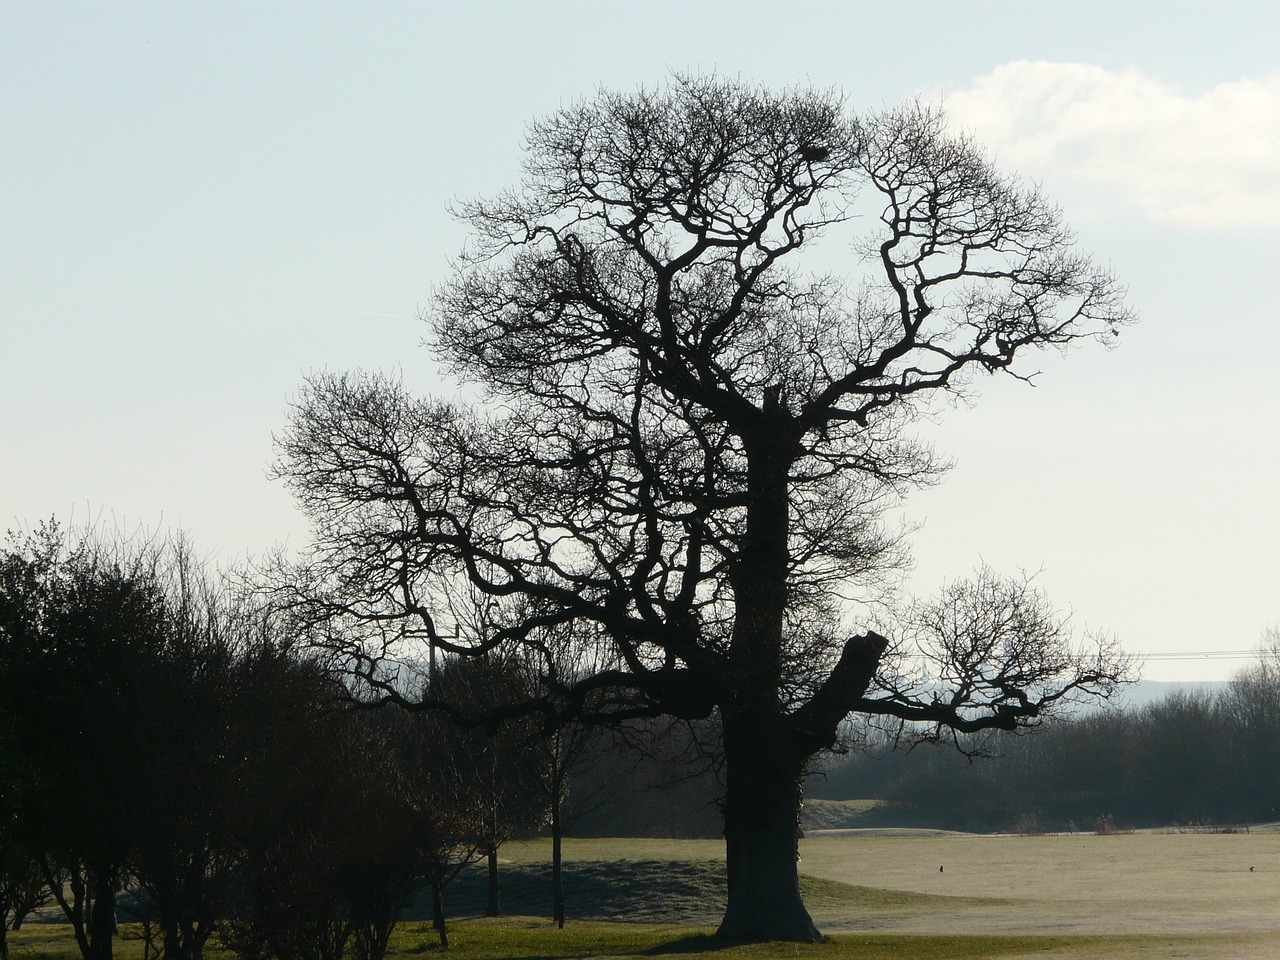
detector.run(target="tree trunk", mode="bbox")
[430,883,448,949]
[715,711,820,942]
[162,921,186,960]
[155,918,205,960]
[188,921,211,960]
[87,867,116,960]
[60,864,92,960]
[551,799,565,929]
[714,415,818,941]
[485,844,500,917]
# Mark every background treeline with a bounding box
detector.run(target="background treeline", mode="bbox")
[0,524,632,960]
[0,523,731,960]
[809,648,1280,833]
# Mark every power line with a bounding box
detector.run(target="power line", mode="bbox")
[899,649,1260,662]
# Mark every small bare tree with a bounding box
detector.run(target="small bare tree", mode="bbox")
[0,846,53,960]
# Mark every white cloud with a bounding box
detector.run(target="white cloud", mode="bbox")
[945,62,1280,228]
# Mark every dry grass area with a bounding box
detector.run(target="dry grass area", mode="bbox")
[797,828,1280,958]
[12,832,1280,958]
[488,831,1280,958]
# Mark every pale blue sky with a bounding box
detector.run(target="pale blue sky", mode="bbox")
[3,1,1278,680]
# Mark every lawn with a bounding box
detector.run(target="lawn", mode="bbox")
[4,920,1227,960]
[11,831,1280,959]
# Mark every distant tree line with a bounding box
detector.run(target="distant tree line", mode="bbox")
[812,639,1280,833]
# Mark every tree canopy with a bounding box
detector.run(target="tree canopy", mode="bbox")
[277,75,1134,942]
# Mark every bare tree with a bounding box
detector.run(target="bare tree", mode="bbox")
[1219,628,1280,820]
[277,76,1133,941]
[0,607,55,960]
[428,653,544,919]
[513,624,613,928]
[399,708,490,951]
[121,543,247,960]
[0,845,52,960]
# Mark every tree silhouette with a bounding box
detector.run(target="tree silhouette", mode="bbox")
[277,76,1133,941]
[0,525,175,960]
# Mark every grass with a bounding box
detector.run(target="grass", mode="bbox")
[438,857,727,924]
[5,921,1232,960]
[382,920,1217,959]
[433,851,1000,926]
[12,832,1280,958]
[798,873,1001,912]
[800,799,884,831]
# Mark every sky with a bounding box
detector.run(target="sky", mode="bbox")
[3,1,1277,682]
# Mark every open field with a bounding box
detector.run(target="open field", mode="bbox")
[11,831,1280,958]
[6,919,1212,960]
[798,828,1280,958]
[477,831,1280,957]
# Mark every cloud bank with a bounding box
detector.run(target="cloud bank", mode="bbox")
[945,61,1280,228]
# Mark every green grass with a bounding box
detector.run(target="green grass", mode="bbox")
[500,838,724,865]
[391,920,1189,958]
[434,857,725,924]
[797,873,1000,912]
[11,833,1279,958]
[430,855,999,926]
[5,920,1231,960]
[800,799,884,831]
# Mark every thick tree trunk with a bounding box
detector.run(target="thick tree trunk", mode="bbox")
[716,712,820,942]
[714,410,819,941]
[87,868,116,960]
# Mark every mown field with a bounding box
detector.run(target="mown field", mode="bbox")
[11,830,1280,959]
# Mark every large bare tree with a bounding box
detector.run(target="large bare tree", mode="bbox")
[277,76,1133,941]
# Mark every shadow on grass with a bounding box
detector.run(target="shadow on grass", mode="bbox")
[641,932,725,954]
[417,857,996,934]
[425,859,728,926]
